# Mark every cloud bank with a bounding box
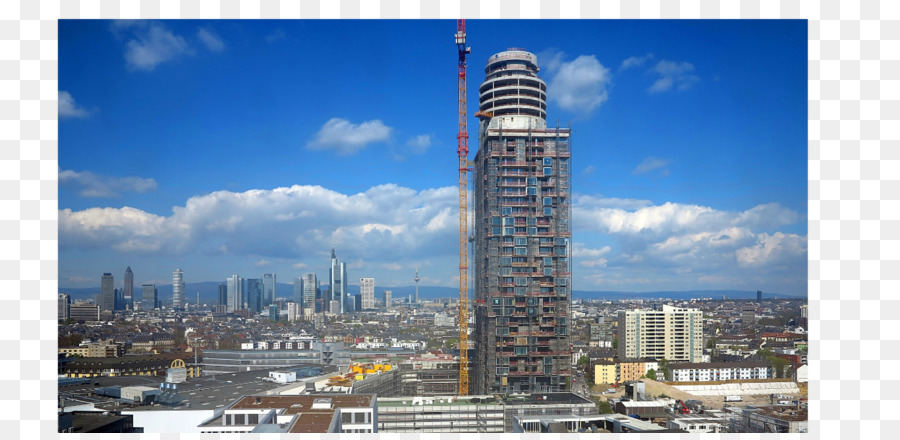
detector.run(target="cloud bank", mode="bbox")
[59,169,158,198]
[306,118,393,155]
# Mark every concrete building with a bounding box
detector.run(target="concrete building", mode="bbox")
[666,413,729,433]
[100,273,115,312]
[286,301,301,322]
[197,395,377,434]
[668,361,772,382]
[202,343,350,375]
[617,304,703,363]
[360,278,375,310]
[172,269,185,310]
[383,290,392,309]
[123,266,134,310]
[217,283,227,312]
[472,48,573,395]
[227,274,243,312]
[330,249,348,314]
[59,293,70,320]
[741,303,756,324]
[69,303,100,322]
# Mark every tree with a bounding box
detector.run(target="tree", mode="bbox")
[612,337,618,350]
[577,355,589,367]
[645,369,657,381]
[658,358,670,381]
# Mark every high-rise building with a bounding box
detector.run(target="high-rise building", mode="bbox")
[329,249,348,314]
[114,288,124,310]
[617,304,703,363]
[100,273,115,312]
[227,274,243,312]
[123,266,134,310]
[268,303,278,321]
[384,290,392,309]
[472,49,573,394]
[172,269,185,310]
[742,303,756,324]
[360,278,375,310]
[302,273,319,313]
[263,273,276,307]
[58,293,70,320]
[247,278,264,313]
[142,283,157,310]
[293,277,303,305]
[217,283,228,310]
[756,290,762,303]
[286,301,301,322]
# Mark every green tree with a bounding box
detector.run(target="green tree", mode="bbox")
[596,400,613,414]
[612,337,618,350]
[658,358,670,380]
[577,355,589,367]
[645,369,657,381]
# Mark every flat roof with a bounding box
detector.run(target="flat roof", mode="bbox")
[289,413,336,433]
[230,395,374,412]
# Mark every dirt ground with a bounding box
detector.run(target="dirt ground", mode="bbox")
[591,379,808,412]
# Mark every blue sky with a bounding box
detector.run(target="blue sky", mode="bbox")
[59,19,808,295]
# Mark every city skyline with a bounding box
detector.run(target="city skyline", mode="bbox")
[59,20,807,295]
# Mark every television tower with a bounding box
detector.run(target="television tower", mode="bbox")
[414,268,420,304]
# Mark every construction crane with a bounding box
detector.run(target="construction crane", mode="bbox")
[455,19,471,396]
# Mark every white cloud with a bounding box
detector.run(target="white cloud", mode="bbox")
[583,165,596,175]
[255,259,271,267]
[59,169,158,197]
[537,48,566,74]
[60,184,459,263]
[648,60,700,93]
[406,134,432,154]
[306,118,392,155]
[574,243,611,268]
[59,91,93,119]
[620,53,654,70]
[735,232,807,268]
[632,156,670,175]
[124,24,192,71]
[547,55,612,114]
[197,27,225,52]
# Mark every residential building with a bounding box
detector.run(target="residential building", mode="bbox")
[262,273,276,307]
[227,274,243,312]
[142,284,158,310]
[741,303,756,324]
[286,301,301,322]
[100,273,115,312]
[360,278,375,310]
[383,290,392,309]
[591,360,616,385]
[668,361,772,382]
[617,359,646,383]
[172,268,185,310]
[330,249,348,314]
[617,304,703,363]
[58,293,70,320]
[472,48,573,395]
[246,278,263,313]
[197,395,377,434]
[123,266,134,310]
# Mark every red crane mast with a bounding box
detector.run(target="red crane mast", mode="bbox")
[455,19,471,396]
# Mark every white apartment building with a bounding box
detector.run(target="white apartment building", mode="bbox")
[360,278,375,310]
[617,304,703,363]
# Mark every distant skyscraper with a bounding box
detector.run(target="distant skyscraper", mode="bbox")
[100,273,114,312]
[142,283,157,310]
[227,274,243,312]
[329,249,348,314]
[293,277,303,305]
[114,288,124,310]
[302,273,319,313]
[247,278,264,313]
[757,290,762,303]
[58,293,70,320]
[123,266,134,310]
[473,48,573,394]
[360,278,375,310]
[286,301,301,322]
[414,269,420,304]
[268,303,279,321]
[383,290,392,309]
[218,283,228,309]
[263,273,276,307]
[172,268,185,310]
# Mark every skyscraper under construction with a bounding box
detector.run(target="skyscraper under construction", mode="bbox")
[473,48,572,394]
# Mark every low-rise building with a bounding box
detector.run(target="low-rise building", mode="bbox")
[668,362,772,382]
[197,395,377,434]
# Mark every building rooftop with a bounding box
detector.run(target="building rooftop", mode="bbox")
[229,394,374,412]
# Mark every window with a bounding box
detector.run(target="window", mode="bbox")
[544,268,552,276]
[515,277,528,286]
[515,347,527,355]
[544,207,553,216]
[503,217,515,225]
[514,247,527,255]
[527,217,537,225]
[501,257,511,266]
[491,217,501,225]
[492,227,501,235]
[526,177,537,185]
[514,237,527,246]
[543,157,552,166]
[527,227,537,236]
[543,167,552,176]
[543,197,553,206]
[543,257,553,265]
[527,186,537,195]
[502,207,512,216]
[504,227,514,235]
